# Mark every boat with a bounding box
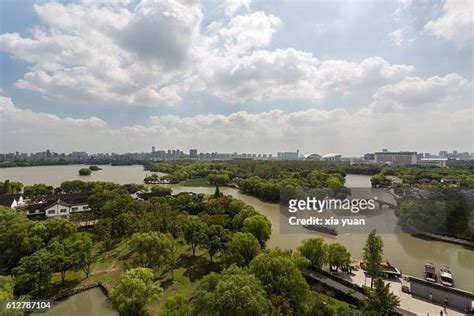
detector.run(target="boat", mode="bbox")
[358,260,401,278]
[303,225,338,235]
[382,261,402,278]
[424,262,437,283]
[439,266,454,287]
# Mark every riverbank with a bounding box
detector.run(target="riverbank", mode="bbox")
[404,221,474,249]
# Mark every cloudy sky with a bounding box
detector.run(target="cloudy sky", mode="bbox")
[0,0,472,156]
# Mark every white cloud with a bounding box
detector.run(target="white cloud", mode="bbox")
[117,0,204,69]
[424,0,474,46]
[0,0,424,107]
[366,73,470,112]
[199,50,414,102]
[218,12,281,55]
[0,96,106,129]
[388,28,414,47]
[221,0,252,17]
[0,1,197,105]
[2,92,471,155]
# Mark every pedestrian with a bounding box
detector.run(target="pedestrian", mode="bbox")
[440,310,443,316]
[444,297,448,312]
[429,292,433,301]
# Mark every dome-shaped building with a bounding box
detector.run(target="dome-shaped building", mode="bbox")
[303,153,322,161]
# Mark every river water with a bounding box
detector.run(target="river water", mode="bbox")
[1,164,473,291]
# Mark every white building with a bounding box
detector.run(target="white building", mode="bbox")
[22,195,90,219]
[321,153,342,161]
[0,194,24,208]
[420,158,448,168]
[303,153,322,161]
[375,151,417,166]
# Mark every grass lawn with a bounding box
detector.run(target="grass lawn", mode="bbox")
[179,177,213,187]
[45,237,219,315]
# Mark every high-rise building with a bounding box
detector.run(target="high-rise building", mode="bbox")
[189,149,198,159]
[152,146,155,153]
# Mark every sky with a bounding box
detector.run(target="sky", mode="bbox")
[0,0,472,156]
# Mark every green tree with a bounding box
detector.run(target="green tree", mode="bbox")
[182,216,207,256]
[213,185,222,198]
[75,234,94,278]
[0,276,14,300]
[12,249,54,296]
[231,206,258,229]
[204,225,231,263]
[129,232,175,268]
[159,294,192,316]
[242,215,272,248]
[225,232,261,266]
[96,218,113,250]
[364,277,400,315]
[23,184,54,199]
[78,168,92,176]
[363,230,384,288]
[151,185,172,195]
[109,268,162,316]
[249,248,309,314]
[370,174,390,188]
[59,180,94,194]
[298,237,327,269]
[48,237,80,285]
[208,173,230,186]
[193,265,269,316]
[44,217,77,242]
[0,180,23,194]
[0,208,46,269]
[327,242,351,272]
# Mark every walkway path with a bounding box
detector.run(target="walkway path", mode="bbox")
[349,269,464,316]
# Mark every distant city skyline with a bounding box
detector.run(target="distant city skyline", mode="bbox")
[0,0,472,155]
[1,148,472,161]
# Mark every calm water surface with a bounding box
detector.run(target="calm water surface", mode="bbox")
[1,165,473,291]
[33,287,117,316]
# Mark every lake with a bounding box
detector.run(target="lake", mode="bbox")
[1,164,473,291]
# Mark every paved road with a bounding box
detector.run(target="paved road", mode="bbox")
[303,268,416,315]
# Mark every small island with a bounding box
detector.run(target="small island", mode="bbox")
[89,165,102,171]
[78,168,92,176]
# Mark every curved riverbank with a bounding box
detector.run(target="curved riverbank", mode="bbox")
[404,221,474,249]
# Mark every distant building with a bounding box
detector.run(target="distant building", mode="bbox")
[364,153,375,161]
[375,151,417,165]
[152,146,155,153]
[439,151,448,158]
[321,153,341,161]
[277,150,299,160]
[303,153,322,161]
[419,158,448,168]
[189,149,198,159]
